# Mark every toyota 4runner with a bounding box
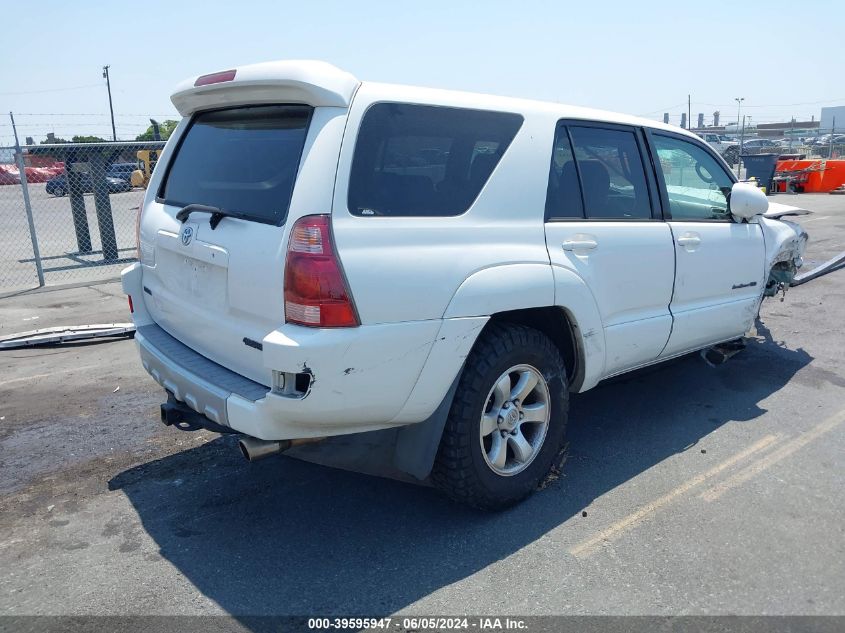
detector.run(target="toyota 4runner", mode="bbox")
[123,60,808,509]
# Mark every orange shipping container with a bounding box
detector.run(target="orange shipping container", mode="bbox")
[775,159,845,193]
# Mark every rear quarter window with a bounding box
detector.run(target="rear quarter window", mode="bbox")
[160,105,312,226]
[348,103,523,217]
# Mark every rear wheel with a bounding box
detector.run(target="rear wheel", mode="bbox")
[723,147,739,166]
[432,323,568,510]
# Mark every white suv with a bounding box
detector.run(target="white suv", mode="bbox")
[123,61,808,509]
[698,132,740,164]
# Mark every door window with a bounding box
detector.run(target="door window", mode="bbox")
[568,126,652,219]
[652,134,734,221]
[545,127,584,219]
[348,103,523,217]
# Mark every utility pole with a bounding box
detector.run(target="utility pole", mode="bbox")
[688,94,691,130]
[9,111,20,146]
[735,97,744,134]
[102,65,116,141]
[830,116,837,158]
[737,114,747,179]
[789,117,795,152]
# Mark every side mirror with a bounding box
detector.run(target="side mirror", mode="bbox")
[730,182,768,221]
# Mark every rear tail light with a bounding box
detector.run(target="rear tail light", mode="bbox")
[128,295,134,314]
[284,215,359,328]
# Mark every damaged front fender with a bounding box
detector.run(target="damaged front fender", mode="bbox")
[758,214,808,297]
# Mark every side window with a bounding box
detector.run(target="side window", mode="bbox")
[652,134,734,221]
[348,103,523,217]
[545,126,584,219]
[568,126,653,219]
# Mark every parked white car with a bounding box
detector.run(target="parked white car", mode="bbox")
[697,132,740,164]
[123,60,808,509]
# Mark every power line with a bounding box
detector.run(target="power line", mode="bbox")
[0,83,102,96]
[694,97,845,108]
[0,122,152,128]
[636,103,687,116]
[13,112,177,117]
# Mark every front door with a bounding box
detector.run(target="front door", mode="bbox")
[649,132,766,358]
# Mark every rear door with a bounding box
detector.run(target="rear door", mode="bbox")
[138,104,341,385]
[543,121,675,378]
[648,131,765,358]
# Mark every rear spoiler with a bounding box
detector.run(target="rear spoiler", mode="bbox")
[171,60,360,116]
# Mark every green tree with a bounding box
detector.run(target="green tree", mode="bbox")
[71,135,108,143]
[135,120,179,141]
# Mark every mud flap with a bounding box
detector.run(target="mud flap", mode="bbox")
[393,371,462,481]
[281,371,462,483]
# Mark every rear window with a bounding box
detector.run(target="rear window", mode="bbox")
[160,105,312,225]
[348,103,523,217]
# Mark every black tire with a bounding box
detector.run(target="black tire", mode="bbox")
[723,148,739,166]
[431,322,569,510]
[52,186,66,197]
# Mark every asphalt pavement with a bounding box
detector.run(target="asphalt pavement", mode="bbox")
[0,194,843,622]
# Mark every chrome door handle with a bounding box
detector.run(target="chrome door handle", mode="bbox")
[677,234,701,247]
[562,239,598,251]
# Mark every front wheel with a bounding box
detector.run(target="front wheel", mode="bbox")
[431,323,569,510]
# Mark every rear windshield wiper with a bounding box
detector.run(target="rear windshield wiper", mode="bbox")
[176,204,234,230]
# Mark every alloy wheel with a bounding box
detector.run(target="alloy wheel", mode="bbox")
[479,364,550,476]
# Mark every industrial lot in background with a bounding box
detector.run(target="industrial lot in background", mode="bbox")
[667,106,845,170]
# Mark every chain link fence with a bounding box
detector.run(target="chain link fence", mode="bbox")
[0,141,164,294]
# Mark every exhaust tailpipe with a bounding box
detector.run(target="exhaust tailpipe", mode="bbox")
[238,437,292,461]
[237,436,325,462]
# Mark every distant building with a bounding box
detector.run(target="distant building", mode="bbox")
[820,106,845,133]
[757,121,819,138]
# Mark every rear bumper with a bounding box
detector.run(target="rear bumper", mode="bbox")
[122,263,486,440]
[135,323,269,428]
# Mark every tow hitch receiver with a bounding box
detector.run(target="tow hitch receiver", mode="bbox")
[159,395,238,434]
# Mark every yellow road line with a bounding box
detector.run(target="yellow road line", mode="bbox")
[701,410,845,502]
[569,434,781,557]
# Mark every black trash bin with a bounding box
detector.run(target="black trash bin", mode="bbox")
[740,153,779,194]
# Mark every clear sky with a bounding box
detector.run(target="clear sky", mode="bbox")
[1,0,843,145]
